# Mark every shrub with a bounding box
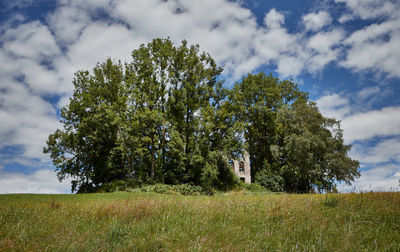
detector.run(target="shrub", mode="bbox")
[244,182,265,192]
[139,184,206,196]
[99,180,127,192]
[151,184,171,194]
[254,169,284,192]
[172,184,204,195]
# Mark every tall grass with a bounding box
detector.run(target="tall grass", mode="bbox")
[1,192,399,251]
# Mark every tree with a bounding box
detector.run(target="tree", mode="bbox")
[230,73,359,192]
[230,73,306,177]
[44,59,129,192]
[44,38,239,192]
[273,100,360,192]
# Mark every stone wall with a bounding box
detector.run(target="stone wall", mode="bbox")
[232,151,251,183]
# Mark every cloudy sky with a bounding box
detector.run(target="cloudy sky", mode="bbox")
[0,0,399,193]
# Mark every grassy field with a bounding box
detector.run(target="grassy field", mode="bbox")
[0,191,399,251]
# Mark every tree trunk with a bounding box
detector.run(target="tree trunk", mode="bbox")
[151,133,155,180]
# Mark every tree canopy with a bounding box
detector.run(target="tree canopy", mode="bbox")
[44,38,359,193]
[229,73,360,192]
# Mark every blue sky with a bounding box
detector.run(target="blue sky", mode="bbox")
[0,0,399,193]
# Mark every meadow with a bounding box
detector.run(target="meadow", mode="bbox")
[0,191,399,251]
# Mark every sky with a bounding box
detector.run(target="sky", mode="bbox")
[0,0,399,194]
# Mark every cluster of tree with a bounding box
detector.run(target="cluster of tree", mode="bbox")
[44,38,360,193]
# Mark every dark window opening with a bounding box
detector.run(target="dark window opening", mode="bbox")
[239,161,244,172]
[240,177,245,182]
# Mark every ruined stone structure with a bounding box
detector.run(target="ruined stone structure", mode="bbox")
[230,151,251,183]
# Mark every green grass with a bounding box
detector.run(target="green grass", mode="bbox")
[1,191,399,251]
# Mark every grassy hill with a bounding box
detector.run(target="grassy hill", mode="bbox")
[1,191,399,251]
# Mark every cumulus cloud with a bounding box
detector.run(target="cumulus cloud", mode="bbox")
[46,4,92,45]
[337,0,400,78]
[0,169,72,194]
[341,20,400,78]
[0,81,60,163]
[306,29,344,73]
[316,93,351,120]
[335,0,399,20]
[317,90,400,143]
[302,11,332,31]
[342,106,400,142]
[351,138,400,164]
[264,8,285,29]
[0,21,63,168]
[339,164,400,192]
[357,86,380,100]
[1,21,60,63]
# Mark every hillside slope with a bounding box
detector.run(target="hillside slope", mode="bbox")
[1,192,399,251]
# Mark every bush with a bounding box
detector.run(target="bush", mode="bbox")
[254,169,284,192]
[172,184,204,195]
[99,180,127,192]
[199,152,239,192]
[244,183,265,192]
[139,184,206,196]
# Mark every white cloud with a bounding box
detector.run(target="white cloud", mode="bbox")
[339,164,400,192]
[59,0,113,10]
[316,93,351,120]
[276,55,304,78]
[264,8,285,29]
[342,106,400,142]
[351,138,400,163]
[0,81,60,162]
[302,11,332,31]
[306,29,344,73]
[66,22,141,71]
[317,91,400,143]
[0,22,64,95]
[1,21,60,62]
[341,23,400,78]
[46,5,92,45]
[338,1,400,78]
[308,30,344,53]
[353,86,389,110]
[0,169,72,194]
[357,86,380,100]
[335,0,400,20]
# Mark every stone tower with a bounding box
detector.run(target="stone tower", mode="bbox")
[230,151,251,183]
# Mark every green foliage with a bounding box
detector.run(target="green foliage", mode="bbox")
[99,180,128,193]
[230,72,360,193]
[243,182,266,192]
[254,169,284,192]
[44,38,359,193]
[44,38,240,193]
[139,184,204,195]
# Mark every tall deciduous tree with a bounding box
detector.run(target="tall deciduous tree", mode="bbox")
[230,73,359,192]
[44,38,239,192]
[273,100,360,192]
[44,59,128,192]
